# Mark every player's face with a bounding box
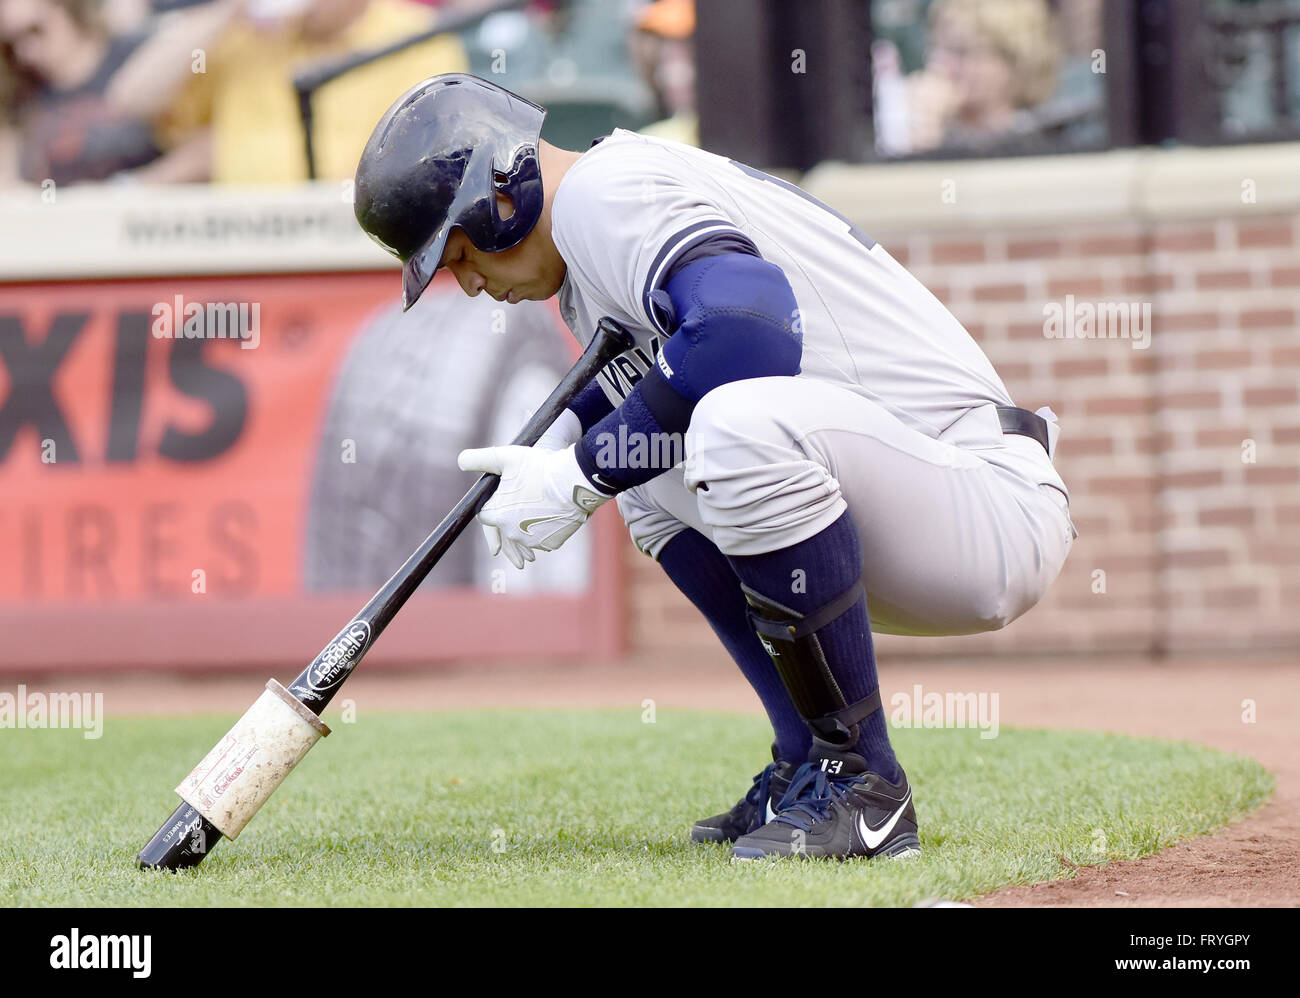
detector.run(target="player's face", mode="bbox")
[439,197,565,305]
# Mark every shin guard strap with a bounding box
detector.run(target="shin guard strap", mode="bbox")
[832,689,882,729]
[789,580,866,638]
[807,689,883,743]
[745,581,866,643]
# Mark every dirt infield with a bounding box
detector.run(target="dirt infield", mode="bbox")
[48,652,1298,907]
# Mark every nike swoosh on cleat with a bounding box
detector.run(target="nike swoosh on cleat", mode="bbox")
[764,797,777,824]
[857,790,912,851]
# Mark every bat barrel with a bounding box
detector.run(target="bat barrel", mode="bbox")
[138,802,223,871]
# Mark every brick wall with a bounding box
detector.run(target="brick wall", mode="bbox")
[622,150,1300,661]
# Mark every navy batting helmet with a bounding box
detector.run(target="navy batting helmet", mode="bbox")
[354,74,547,311]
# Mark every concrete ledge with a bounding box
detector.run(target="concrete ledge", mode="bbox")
[3,142,1297,280]
[802,142,1300,234]
[0,182,394,280]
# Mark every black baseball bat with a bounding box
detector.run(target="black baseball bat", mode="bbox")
[138,317,634,870]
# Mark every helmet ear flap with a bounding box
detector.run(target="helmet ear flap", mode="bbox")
[490,168,513,223]
[486,144,533,232]
[450,143,499,252]
[494,190,517,223]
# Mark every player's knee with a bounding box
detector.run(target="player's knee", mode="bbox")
[687,378,791,460]
[685,381,840,540]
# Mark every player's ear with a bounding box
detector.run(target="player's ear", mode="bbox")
[495,190,515,221]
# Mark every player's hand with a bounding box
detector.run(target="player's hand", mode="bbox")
[456,443,609,569]
[533,408,583,452]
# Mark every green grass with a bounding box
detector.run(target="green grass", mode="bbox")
[0,708,1273,907]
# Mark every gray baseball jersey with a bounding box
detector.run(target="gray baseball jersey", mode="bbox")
[551,128,1068,501]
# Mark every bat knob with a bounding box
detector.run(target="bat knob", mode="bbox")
[137,801,222,871]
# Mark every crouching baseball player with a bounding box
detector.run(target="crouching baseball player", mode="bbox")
[353,74,1077,861]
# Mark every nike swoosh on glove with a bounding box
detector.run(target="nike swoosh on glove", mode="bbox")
[456,443,611,569]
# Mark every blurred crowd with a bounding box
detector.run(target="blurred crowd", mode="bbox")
[0,0,479,185]
[0,0,704,188]
[0,0,1111,189]
[872,0,1106,158]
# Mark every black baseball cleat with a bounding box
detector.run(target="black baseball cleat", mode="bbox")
[730,739,921,861]
[690,747,796,844]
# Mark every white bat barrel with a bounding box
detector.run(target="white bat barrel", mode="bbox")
[175,679,330,840]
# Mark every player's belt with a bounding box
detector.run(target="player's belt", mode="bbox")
[996,406,1050,454]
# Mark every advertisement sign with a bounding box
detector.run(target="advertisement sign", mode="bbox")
[0,271,623,669]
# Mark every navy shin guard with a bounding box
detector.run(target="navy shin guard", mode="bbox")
[741,581,883,748]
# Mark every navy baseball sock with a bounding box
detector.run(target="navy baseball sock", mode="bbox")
[657,529,810,763]
[726,510,900,783]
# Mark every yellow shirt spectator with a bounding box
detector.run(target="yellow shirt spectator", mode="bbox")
[175,0,467,184]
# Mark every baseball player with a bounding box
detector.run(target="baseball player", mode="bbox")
[354,74,1077,861]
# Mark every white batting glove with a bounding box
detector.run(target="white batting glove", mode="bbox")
[533,408,583,452]
[456,443,610,569]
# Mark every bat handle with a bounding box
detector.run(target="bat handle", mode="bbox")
[138,801,221,871]
[508,317,634,447]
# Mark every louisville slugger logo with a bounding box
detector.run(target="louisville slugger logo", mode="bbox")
[300,621,372,695]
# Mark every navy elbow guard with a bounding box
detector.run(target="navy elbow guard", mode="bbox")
[575,253,802,494]
[654,253,802,421]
